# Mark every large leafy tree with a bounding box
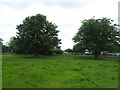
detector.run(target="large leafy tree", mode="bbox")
[14,14,61,56]
[73,17,120,58]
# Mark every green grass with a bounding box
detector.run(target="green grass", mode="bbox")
[2,54,118,88]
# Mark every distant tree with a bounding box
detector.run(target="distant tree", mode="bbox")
[0,38,3,45]
[73,17,120,58]
[0,38,3,53]
[2,45,9,53]
[73,43,85,53]
[7,37,16,53]
[0,38,10,54]
[64,48,73,52]
[53,47,63,54]
[14,14,61,56]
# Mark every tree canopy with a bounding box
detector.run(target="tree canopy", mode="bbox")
[64,48,73,52]
[0,38,3,53]
[0,38,3,45]
[12,14,61,55]
[73,17,120,58]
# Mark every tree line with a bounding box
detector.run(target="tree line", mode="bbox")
[1,14,120,58]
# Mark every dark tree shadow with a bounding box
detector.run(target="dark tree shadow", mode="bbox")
[74,55,119,61]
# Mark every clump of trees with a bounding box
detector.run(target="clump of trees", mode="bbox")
[2,16,120,58]
[73,17,120,58]
[9,14,61,56]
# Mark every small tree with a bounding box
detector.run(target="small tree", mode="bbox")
[0,38,3,54]
[73,43,85,53]
[73,17,120,58]
[2,45,9,53]
[14,14,61,56]
[64,48,73,52]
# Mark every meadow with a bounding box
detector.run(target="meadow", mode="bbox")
[2,54,118,88]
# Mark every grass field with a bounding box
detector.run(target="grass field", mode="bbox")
[2,54,118,88]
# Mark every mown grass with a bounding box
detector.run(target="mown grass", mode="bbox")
[2,54,118,88]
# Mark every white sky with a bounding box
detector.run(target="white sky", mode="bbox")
[0,0,118,50]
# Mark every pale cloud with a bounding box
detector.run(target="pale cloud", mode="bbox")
[80,0,117,19]
[0,0,118,50]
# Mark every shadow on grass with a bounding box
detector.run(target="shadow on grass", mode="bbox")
[12,54,119,61]
[74,55,119,61]
[21,54,56,59]
[74,55,95,60]
[22,56,46,59]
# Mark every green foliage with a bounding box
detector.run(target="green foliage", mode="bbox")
[64,48,73,52]
[0,38,2,54]
[0,38,11,53]
[73,17,120,58]
[0,38,3,45]
[13,14,61,55]
[73,43,85,52]
[2,45,9,53]
[2,54,118,88]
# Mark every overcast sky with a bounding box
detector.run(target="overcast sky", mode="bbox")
[0,0,118,50]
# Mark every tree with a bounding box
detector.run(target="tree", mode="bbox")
[73,17,120,58]
[7,37,16,53]
[0,38,3,54]
[53,47,63,54]
[73,43,85,53]
[64,48,73,52]
[2,45,9,53]
[0,38,3,45]
[14,14,61,56]
[0,38,10,53]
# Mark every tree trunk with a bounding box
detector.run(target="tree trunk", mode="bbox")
[94,52,99,59]
[94,54,98,59]
[34,51,38,57]
[34,54,38,57]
